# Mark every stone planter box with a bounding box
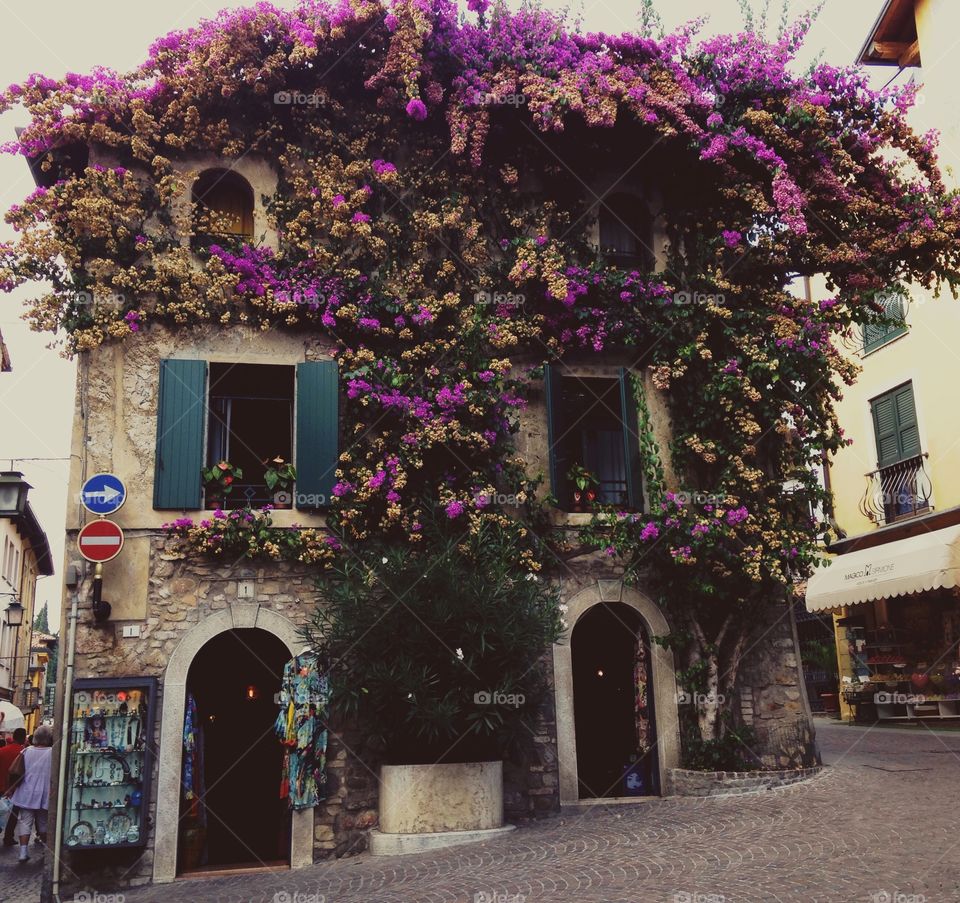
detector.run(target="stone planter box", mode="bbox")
[666,765,822,797]
[370,760,515,855]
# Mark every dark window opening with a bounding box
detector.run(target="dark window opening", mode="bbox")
[598,194,654,270]
[548,374,641,511]
[207,363,294,509]
[192,169,255,251]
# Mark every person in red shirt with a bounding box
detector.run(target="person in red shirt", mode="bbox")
[0,728,26,846]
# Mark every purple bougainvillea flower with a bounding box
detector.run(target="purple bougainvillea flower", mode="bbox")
[445,500,465,518]
[405,98,428,121]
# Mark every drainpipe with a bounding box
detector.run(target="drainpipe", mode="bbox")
[50,588,79,903]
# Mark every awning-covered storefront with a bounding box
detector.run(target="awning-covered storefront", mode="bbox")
[806,524,960,613]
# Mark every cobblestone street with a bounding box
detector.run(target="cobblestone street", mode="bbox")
[4,720,959,903]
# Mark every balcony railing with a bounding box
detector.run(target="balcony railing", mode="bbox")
[859,453,933,525]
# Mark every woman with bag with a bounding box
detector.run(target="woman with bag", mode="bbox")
[5,724,53,863]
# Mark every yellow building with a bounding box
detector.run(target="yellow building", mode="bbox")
[806,0,960,722]
[0,472,54,733]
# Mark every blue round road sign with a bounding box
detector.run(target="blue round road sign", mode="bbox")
[80,473,127,516]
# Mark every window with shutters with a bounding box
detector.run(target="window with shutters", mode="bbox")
[545,368,644,512]
[598,194,654,271]
[866,382,930,523]
[862,292,908,354]
[153,358,339,511]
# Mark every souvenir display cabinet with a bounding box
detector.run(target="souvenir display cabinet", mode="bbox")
[63,677,158,849]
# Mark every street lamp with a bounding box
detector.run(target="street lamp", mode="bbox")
[3,599,24,627]
[21,679,39,712]
[0,472,30,518]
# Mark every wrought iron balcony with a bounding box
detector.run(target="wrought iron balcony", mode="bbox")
[859,453,933,525]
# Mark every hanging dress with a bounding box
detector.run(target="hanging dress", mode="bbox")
[274,653,331,810]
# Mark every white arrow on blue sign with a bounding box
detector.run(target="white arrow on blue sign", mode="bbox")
[80,472,127,516]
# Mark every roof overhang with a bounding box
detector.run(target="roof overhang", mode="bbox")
[806,523,960,613]
[857,0,920,67]
[16,502,54,577]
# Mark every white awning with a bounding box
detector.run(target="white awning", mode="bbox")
[805,524,960,613]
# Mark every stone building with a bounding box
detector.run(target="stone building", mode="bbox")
[31,140,816,896]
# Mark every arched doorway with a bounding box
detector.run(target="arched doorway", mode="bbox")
[571,602,657,798]
[154,604,315,884]
[553,582,681,805]
[178,628,290,873]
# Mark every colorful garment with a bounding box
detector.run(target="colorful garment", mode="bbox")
[633,630,651,755]
[274,654,330,810]
[181,692,206,826]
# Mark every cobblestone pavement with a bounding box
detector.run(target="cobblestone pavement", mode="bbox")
[5,719,959,903]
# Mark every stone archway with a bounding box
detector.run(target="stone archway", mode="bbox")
[553,581,681,804]
[153,604,313,883]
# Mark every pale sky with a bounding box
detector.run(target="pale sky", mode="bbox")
[0,0,889,625]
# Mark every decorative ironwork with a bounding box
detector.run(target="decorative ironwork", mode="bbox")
[859,453,932,525]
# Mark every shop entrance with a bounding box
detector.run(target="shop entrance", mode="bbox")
[572,602,658,798]
[178,628,291,873]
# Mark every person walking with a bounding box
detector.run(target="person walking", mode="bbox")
[0,727,26,847]
[5,725,53,862]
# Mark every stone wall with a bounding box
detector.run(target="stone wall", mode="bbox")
[666,765,822,797]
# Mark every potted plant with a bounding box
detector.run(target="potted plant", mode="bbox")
[201,461,242,509]
[306,512,564,853]
[263,456,297,508]
[566,464,599,511]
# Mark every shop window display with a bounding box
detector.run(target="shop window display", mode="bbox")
[64,677,157,849]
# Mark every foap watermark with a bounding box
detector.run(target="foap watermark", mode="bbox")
[474,893,526,903]
[673,291,726,307]
[474,290,525,309]
[868,892,925,903]
[673,893,725,903]
[474,690,525,708]
[874,692,926,705]
[274,288,327,305]
[677,690,725,706]
[473,491,522,507]
[274,91,327,107]
[671,490,726,507]
[468,91,527,107]
[273,893,326,903]
[274,491,327,508]
[74,291,126,310]
[73,893,125,903]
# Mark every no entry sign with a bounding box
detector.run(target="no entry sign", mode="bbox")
[77,519,124,563]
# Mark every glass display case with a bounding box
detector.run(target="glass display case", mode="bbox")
[64,677,157,850]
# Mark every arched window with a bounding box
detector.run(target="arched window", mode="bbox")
[598,194,653,270]
[192,169,254,244]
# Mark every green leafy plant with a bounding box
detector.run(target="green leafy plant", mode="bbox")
[201,461,243,496]
[566,464,599,492]
[263,456,297,492]
[681,718,759,771]
[304,511,564,764]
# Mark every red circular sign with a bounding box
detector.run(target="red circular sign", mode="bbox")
[77,519,124,563]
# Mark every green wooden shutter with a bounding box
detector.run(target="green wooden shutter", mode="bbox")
[894,383,921,460]
[295,360,339,509]
[619,367,644,510]
[871,382,919,467]
[863,292,908,353]
[544,364,567,503]
[153,359,207,510]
